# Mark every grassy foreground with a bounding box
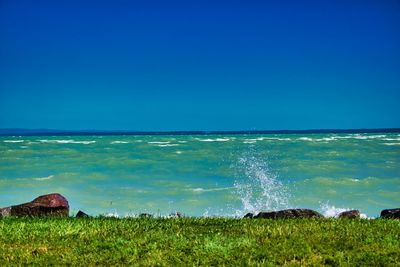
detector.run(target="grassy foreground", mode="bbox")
[0,217,399,266]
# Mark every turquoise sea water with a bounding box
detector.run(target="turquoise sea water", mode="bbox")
[1,133,399,218]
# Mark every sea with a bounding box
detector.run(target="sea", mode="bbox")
[1,131,399,218]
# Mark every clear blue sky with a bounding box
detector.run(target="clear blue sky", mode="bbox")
[1,0,399,131]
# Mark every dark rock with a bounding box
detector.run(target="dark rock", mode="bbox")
[243,213,254,218]
[76,210,90,218]
[255,209,323,219]
[380,208,400,219]
[254,212,275,219]
[338,210,360,219]
[1,193,69,218]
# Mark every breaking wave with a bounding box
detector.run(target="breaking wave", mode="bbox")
[320,202,368,218]
[39,140,96,144]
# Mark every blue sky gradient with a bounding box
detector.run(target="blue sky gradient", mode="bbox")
[1,0,399,131]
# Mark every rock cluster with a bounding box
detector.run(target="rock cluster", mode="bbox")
[1,193,399,220]
[380,208,400,219]
[0,193,69,218]
[248,209,324,219]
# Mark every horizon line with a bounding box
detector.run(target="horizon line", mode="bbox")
[0,127,399,136]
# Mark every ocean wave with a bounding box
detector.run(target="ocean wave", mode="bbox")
[39,139,96,144]
[315,137,337,142]
[383,143,400,146]
[33,175,54,181]
[352,134,386,140]
[3,140,24,143]
[189,187,234,193]
[320,203,368,218]
[382,138,400,141]
[243,140,257,144]
[148,141,171,144]
[196,138,230,142]
[297,137,313,141]
[110,141,129,144]
[156,144,180,147]
[265,137,292,141]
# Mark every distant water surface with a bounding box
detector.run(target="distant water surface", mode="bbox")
[0,133,399,218]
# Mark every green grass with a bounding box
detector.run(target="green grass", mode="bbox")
[0,217,399,266]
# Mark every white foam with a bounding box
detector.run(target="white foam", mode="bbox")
[178,141,188,143]
[156,144,179,147]
[190,187,234,193]
[245,137,265,141]
[3,140,24,143]
[110,141,129,144]
[320,203,368,218]
[315,137,337,142]
[33,175,54,181]
[104,211,119,218]
[243,141,256,144]
[175,151,183,154]
[196,138,230,142]
[382,138,400,141]
[383,143,400,146]
[39,139,96,144]
[148,141,170,144]
[320,203,349,218]
[265,137,292,141]
[298,137,313,141]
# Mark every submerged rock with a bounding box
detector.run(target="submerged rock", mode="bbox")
[380,208,400,219]
[338,210,360,219]
[255,209,323,219]
[76,210,90,218]
[0,193,69,218]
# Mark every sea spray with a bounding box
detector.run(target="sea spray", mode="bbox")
[232,151,290,216]
[319,202,369,219]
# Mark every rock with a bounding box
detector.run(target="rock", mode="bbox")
[254,211,276,219]
[243,213,254,218]
[76,210,90,218]
[338,210,360,219]
[380,208,400,219]
[255,209,323,219]
[0,207,11,218]
[1,193,69,218]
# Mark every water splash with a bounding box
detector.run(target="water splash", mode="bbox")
[232,152,290,216]
[320,202,350,218]
[320,202,369,219]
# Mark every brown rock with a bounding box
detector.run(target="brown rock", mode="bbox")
[380,208,400,219]
[338,210,360,219]
[2,193,69,217]
[76,210,90,218]
[255,209,323,219]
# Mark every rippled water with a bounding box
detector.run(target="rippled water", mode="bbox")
[1,133,399,218]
